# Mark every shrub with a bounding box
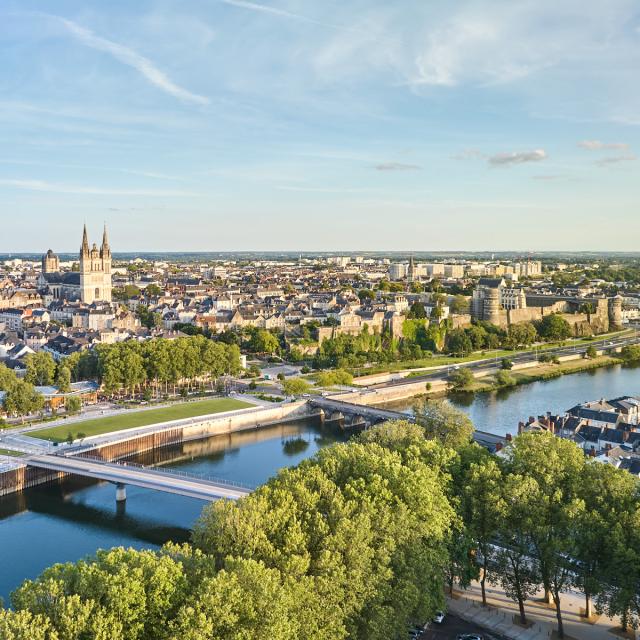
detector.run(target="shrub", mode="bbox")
[448,367,474,390]
[496,370,516,387]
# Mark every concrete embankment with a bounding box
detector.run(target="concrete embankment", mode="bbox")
[0,401,315,497]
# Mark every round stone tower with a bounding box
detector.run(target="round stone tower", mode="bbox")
[483,286,501,325]
[608,295,623,330]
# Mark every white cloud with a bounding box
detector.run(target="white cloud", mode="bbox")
[488,150,547,166]
[48,15,209,105]
[579,140,630,150]
[0,179,199,196]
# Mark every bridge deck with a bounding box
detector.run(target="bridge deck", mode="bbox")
[26,454,250,501]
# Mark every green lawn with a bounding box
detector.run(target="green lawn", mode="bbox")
[30,398,253,443]
[0,448,25,457]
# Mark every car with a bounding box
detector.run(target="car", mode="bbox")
[456,635,483,640]
[433,611,445,624]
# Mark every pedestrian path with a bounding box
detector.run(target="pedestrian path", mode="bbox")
[448,580,631,640]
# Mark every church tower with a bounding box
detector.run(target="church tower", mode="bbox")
[79,224,113,304]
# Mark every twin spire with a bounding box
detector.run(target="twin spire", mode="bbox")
[81,224,110,258]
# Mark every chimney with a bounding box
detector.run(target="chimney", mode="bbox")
[506,433,513,442]
[589,447,596,457]
[495,442,503,452]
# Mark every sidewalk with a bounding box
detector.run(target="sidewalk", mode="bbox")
[448,580,631,640]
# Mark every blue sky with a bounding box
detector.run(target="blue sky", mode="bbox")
[1,0,639,252]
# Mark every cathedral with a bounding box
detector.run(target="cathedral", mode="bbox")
[39,225,112,304]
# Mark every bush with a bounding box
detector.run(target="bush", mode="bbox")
[282,378,312,396]
[301,365,311,374]
[621,345,640,363]
[501,358,514,370]
[585,345,598,359]
[448,367,474,390]
[496,370,516,387]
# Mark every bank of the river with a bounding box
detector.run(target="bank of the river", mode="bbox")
[453,355,623,394]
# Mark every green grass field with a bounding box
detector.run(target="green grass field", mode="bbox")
[30,398,252,443]
[0,448,25,457]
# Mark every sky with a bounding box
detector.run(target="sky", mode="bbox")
[1,0,639,252]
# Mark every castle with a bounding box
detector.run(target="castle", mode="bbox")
[38,225,112,304]
[471,277,624,334]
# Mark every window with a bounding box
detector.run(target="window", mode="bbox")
[95,288,100,298]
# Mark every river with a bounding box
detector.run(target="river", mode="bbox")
[1,363,640,602]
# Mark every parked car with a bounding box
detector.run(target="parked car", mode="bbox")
[456,634,483,640]
[433,611,445,623]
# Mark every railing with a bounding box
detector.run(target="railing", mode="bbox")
[73,455,255,491]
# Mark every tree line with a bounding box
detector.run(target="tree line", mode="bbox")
[2,401,637,638]
[65,335,242,397]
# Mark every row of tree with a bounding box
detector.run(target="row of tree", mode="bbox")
[65,335,241,396]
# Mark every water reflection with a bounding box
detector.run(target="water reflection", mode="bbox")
[0,417,338,601]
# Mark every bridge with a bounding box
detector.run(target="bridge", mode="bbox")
[309,396,406,428]
[26,454,251,502]
[311,395,506,451]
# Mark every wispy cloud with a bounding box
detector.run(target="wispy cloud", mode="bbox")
[46,14,209,105]
[220,0,354,32]
[595,154,637,166]
[0,179,199,196]
[374,162,421,171]
[488,150,547,166]
[579,140,629,150]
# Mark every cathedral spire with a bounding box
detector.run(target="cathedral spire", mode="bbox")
[101,223,110,257]
[81,224,90,257]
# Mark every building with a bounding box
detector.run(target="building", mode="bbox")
[38,225,113,304]
[80,224,112,304]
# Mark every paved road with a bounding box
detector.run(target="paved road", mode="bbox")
[375,332,640,388]
[422,613,509,640]
[26,454,251,501]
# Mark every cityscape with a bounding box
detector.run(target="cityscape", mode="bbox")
[2,2,640,640]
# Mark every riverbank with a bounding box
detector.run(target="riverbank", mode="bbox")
[453,355,624,395]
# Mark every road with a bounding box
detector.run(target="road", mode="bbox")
[422,613,509,640]
[374,331,640,388]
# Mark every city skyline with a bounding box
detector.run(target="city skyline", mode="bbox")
[1,0,639,251]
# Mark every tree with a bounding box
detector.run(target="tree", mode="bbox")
[576,463,638,621]
[501,358,513,370]
[507,322,538,349]
[464,459,505,606]
[413,399,474,449]
[537,314,572,341]
[0,363,18,392]
[145,283,163,297]
[65,396,81,415]
[494,474,542,625]
[450,295,470,315]
[506,432,585,638]
[448,367,474,390]
[281,378,311,396]
[585,345,597,359]
[3,381,44,420]
[620,345,640,363]
[55,365,72,393]
[25,352,56,386]
[407,302,427,319]
[446,329,473,355]
[249,329,280,355]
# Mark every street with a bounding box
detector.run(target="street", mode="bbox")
[422,613,509,640]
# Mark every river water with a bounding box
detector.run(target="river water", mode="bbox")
[1,363,640,602]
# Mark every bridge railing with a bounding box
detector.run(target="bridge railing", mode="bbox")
[75,455,255,492]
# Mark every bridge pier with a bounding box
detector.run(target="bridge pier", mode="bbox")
[115,482,127,502]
